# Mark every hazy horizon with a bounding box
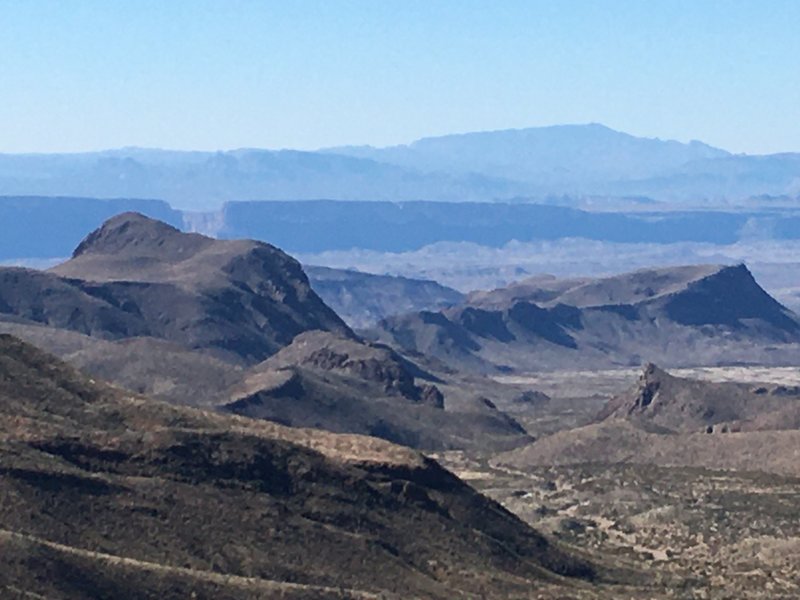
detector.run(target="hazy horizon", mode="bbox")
[0,121,747,156]
[2,1,799,155]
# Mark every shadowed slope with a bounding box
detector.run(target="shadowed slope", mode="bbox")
[0,212,352,364]
[0,214,532,452]
[0,334,594,598]
[305,265,464,329]
[220,331,529,451]
[371,264,800,371]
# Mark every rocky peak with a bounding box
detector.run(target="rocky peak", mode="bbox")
[72,212,212,259]
[630,363,668,412]
[263,331,444,405]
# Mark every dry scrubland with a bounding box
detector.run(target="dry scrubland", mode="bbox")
[3,213,800,598]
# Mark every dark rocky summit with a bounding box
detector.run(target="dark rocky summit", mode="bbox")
[1,212,352,364]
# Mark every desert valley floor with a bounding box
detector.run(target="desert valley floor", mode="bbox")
[433,365,800,599]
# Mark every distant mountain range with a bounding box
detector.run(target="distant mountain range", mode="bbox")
[1,124,798,208]
[325,123,728,186]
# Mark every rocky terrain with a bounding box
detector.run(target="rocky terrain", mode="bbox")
[219,331,528,451]
[370,264,800,371]
[492,363,800,478]
[0,334,597,599]
[4,211,800,598]
[434,452,800,599]
[0,214,531,452]
[598,362,800,433]
[426,362,800,598]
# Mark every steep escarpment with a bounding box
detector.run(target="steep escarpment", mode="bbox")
[370,265,800,371]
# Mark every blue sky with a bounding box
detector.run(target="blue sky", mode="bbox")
[1,0,798,154]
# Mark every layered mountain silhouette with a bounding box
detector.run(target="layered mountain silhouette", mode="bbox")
[1,125,798,209]
[327,123,729,185]
[0,148,522,210]
[370,264,800,371]
[0,213,529,451]
[0,334,594,598]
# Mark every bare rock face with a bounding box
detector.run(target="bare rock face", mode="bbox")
[597,363,800,433]
[213,330,531,451]
[629,363,665,411]
[418,383,445,408]
[259,330,444,403]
